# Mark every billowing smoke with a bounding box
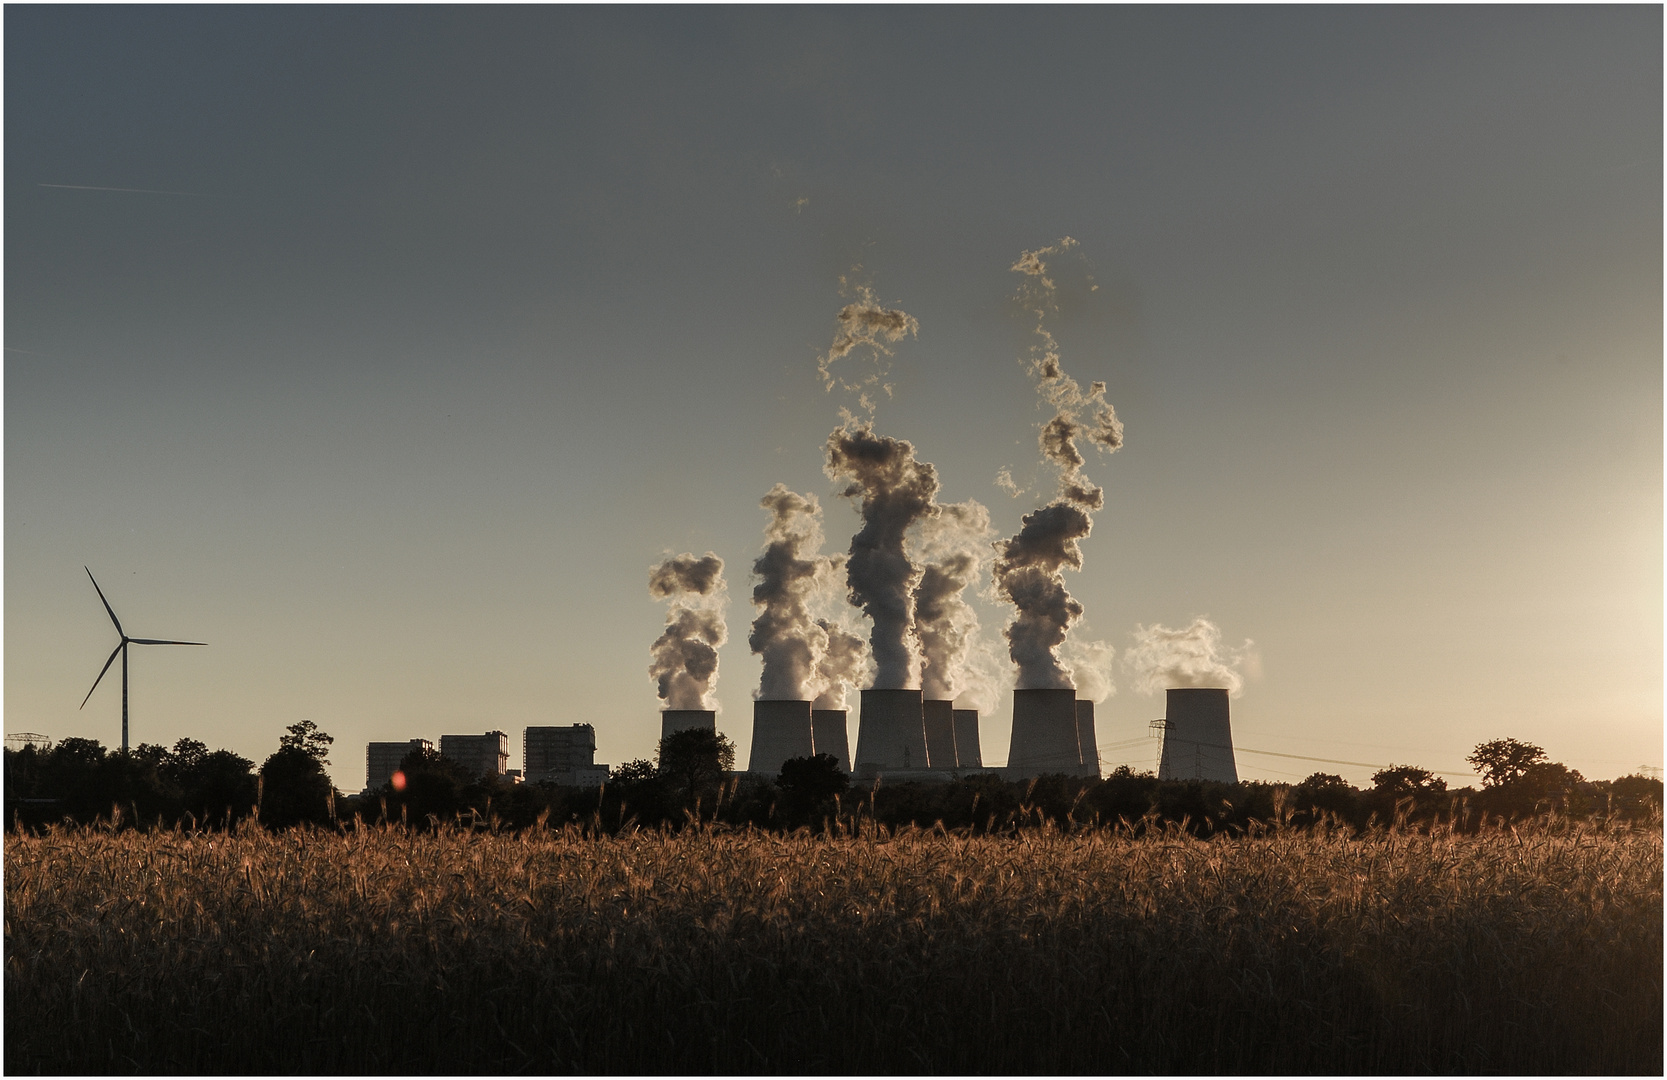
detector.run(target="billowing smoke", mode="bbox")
[824,421,940,689]
[647,553,728,710]
[1126,618,1252,696]
[813,618,868,711]
[749,484,840,701]
[912,499,992,701]
[991,238,1125,689]
[817,276,919,417]
[1061,636,1117,703]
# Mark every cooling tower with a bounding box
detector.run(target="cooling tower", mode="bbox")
[1076,700,1100,779]
[1006,688,1084,778]
[660,709,716,743]
[1157,688,1239,783]
[853,688,928,771]
[748,699,814,775]
[922,699,957,769]
[811,709,851,772]
[952,709,982,768]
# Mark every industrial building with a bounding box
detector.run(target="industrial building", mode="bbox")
[811,709,850,772]
[748,700,814,775]
[439,731,509,779]
[854,688,930,772]
[660,709,715,743]
[524,724,610,786]
[952,709,982,768]
[364,738,432,791]
[1156,688,1239,783]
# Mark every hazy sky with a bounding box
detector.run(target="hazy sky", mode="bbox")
[7,7,1660,790]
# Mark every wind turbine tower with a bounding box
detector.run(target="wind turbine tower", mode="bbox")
[80,568,205,753]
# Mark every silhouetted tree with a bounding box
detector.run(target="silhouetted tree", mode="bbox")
[278,719,334,764]
[259,721,338,829]
[657,728,735,809]
[1370,765,1447,798]
[1467,739,1547,788]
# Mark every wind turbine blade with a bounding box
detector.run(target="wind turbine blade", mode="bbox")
[81,642,124,709]
[85,567,124,636]
[128,638,206,646]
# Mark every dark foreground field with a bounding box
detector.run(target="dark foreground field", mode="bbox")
[5,817,1661,1074]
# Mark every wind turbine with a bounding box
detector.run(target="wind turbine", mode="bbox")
[80,568,205,753]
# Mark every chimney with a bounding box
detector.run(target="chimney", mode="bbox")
[1075,700,1100,779]
[660,709,716,744]
[748,699,814,775]
[811,709,851,773]
[1157,688,1238,783]
[1005,688,1083,778]
[951,709,982,768]
[922,699,957,769]
[853,688,927,772]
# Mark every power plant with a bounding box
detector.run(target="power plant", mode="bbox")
[952,709,982,768]
[1156,688,1238,783]
[661,709,716,742]
[748,699,815,775]
[1005,688,1100,779]
[854,688,930,772]
[811,709,850,771]
[922,699,957,769]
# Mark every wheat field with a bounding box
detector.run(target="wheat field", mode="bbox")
[5,816,1661,1074]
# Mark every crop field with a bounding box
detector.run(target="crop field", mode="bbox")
[5,816,1661,1075]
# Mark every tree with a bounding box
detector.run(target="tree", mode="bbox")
[279,719,334,765]
[1467,739,1547,788]
[657,728,735,806]
[261,722,338,828]
[778,754,849,805]
[1369,765,1447,798]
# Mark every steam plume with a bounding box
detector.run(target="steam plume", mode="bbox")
[1127,618,1251,696]
[647,553,728,710]
[824,421,940,689]
[749,485,839,700]
[817,276,919,417]
[912,499,993,700]
[813,618,868,710]
[991,238,1124,689]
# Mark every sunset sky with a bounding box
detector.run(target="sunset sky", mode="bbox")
[6,7,1660,790]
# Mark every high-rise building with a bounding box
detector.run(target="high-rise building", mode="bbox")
[365,738,432,792]
[524,724,609,786]
[439,731,509,779]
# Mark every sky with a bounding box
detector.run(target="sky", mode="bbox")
[6,7,1661,791]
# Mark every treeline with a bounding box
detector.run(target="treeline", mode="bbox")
[6,726,1660,835]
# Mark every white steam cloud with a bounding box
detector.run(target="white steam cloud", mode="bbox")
[647,553,728,710]
[912,499,993,701]
[817,275,919,417]
[1126,618,1252,697]
[824,420,940,690]
[991,238,1125,690]
[749,485,841,701]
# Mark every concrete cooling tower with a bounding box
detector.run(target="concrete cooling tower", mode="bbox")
[1157,688,1238,783]
[952,709,982,768]
[854,688,928,771]
[1075,700,1100,779]
[922,699,957,769]
[1006,688,1089,778]
[748,700,814,775]
[660,709,716,743]
[811,709,851,772]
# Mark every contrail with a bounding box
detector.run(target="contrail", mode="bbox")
[38,183,208,197]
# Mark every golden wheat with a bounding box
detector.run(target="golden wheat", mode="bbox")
[5,816,1661,1073]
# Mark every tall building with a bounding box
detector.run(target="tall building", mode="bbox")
[365,738,432,792]
[524,724,609,786]
[439,731,509,779]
